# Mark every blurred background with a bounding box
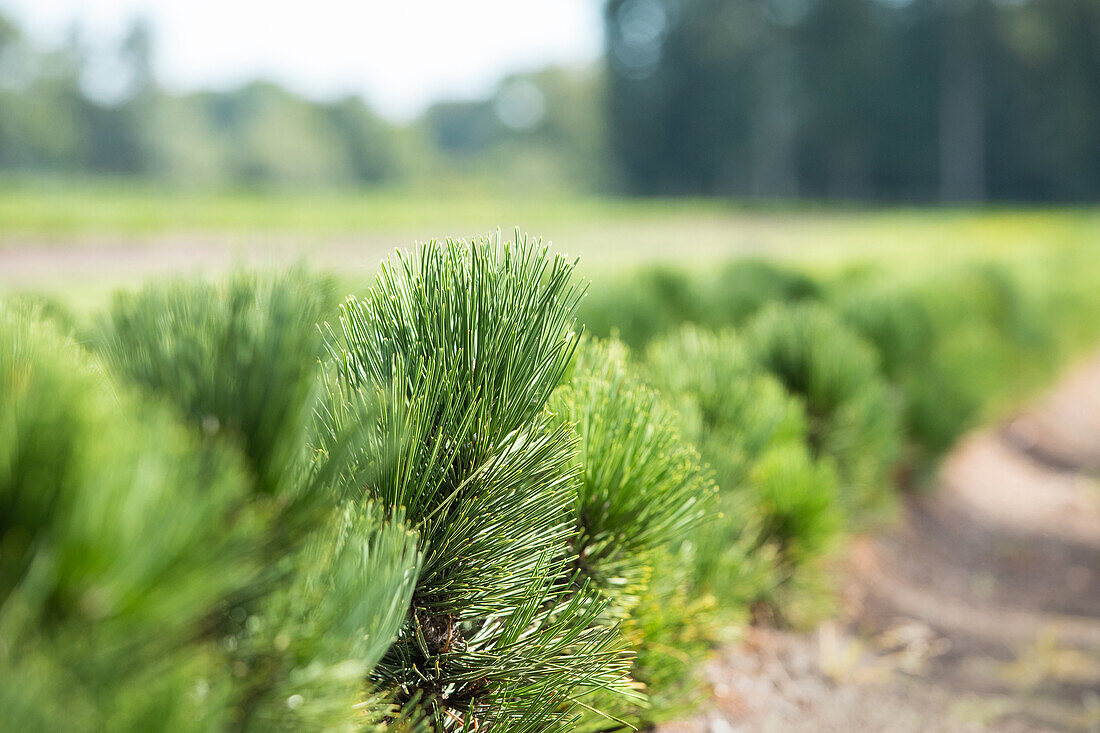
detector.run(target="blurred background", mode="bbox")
[0,0,1098,298]
[1,0,1098,198]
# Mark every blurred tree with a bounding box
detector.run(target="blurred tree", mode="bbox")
[0,11,405,189]
[605,0,1100,201]
[1,2,1097,199]
[323,96,401,184]
[986,0,1100,200]
[201,82,355,186]
[421,66,608,191]
[120,17,154,97]
[938,0,987,201]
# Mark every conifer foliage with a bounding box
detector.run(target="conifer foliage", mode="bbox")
[317,234,632,731]
[90,272,423,730]
[96,270,336,497]
[553,338,716,728]
[553,338,714,615]
[745,303,901,520]
[644,325,838,613]
[646,326,805,491]
[1,307,255,731]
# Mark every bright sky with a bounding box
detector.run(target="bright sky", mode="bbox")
[0,0,604,120]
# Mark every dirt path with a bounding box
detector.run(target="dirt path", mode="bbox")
[662,356,1100,732]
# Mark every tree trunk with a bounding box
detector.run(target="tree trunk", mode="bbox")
[939,5,986,202]
[750,43,800,198]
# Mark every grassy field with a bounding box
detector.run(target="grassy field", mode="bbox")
[2,182,1098,308]
[0,180,727,235]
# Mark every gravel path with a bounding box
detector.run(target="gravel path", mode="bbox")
[662,356,1100,732]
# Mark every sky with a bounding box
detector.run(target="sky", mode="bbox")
[0,0,604,120]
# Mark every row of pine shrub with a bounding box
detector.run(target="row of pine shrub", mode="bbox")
[4,233,1100,730]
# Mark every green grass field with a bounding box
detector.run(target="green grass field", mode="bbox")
[0,180,728,235]
[2,182,1098,309]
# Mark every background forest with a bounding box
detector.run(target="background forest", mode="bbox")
[1,0,1098,201]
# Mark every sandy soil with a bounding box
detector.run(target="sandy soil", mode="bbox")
[661,357,1100,732]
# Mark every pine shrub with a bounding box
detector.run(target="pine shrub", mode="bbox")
[903,263,1056,454]
[623,548,723,726]
[646,326,805,491]
[745,303,901,521]
[553,338,714,615]
[1,304,423,731]
[316,234,632,731]
[90,271,423,730]
[95,270,337,497]
[576,265,701,349]
[702,259,820,327]
[750,444,841,577]
[836,287,934,382]
[1,307,253,731]
[644,325,836,613]
[553,337,716,728]
[13,238,1098,730]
